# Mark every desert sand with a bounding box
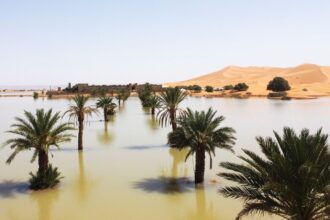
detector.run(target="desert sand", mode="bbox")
[166,64,330,99]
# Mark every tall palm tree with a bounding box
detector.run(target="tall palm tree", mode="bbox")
[219,127,330,220]
[157,87,187,130]
[168,108,236,184]
[65,95,98,150]
[4,109,74,173]
[96,96,117,121]
[149,95,161,116]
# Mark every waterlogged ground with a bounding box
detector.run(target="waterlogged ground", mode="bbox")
[1,96,330,220]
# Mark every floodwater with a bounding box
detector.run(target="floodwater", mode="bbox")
[1,96,329,220]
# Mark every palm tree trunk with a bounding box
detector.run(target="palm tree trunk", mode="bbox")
[151,107,155,115]
[38,150,49,173]
[170,110,177,130]
[104,108,108,121]
[78,119,84,151]
[195,148,205,184]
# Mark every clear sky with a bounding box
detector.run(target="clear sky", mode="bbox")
[1,0,329,86]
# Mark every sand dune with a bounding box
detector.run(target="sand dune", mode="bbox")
[166,64,330,98]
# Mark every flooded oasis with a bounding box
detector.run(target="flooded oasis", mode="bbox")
[0,96,329,220]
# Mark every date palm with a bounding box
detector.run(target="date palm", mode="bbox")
[116,89,130,106]
[96,96,117,121]
[168,108,236,184]
[219,127,330,220]
[149,95,161,115]
[4,109,74,173]
[65,95,98,150]
[157,87,187,130]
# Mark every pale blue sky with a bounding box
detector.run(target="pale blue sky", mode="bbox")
[1,0,329,86]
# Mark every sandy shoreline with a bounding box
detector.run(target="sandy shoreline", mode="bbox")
[0,90,326,100]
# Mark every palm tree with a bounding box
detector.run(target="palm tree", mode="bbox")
[96,96,117,121]
[116,89,130,106]
[219,127,330,220]
[157,87,187,130]
[168,108,236,184]
[65,95,98,150]
[149,95,161,115]
[4,109,74,173]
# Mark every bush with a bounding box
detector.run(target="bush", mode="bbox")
[234,83,249,91]
[33,92,39,99]
[223,85,234,90]
[29,165,63,190]
[187,85,202,93]
[267,77,291,92]
[205,86,214,93]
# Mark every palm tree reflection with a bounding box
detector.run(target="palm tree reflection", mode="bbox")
[98,122,114,146]
[30,188,59,220]
[185,186,216,220]
[146,115,159,131]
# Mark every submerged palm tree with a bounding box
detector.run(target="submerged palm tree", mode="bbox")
[116,89,130,106]
[96,96,117,121]
[157,87,187,130]
[65,95,98,150]
[149,95,161,116]
[4,109,74,172]
[168,108,236,184]
[219,127,330,220]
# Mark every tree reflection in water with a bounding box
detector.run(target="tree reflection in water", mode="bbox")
[74,152,98,202]
[98,122,114,146]
[146,115,159,131]
[30,188,59,220]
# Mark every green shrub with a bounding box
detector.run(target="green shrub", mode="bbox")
[223,85,234,90]
[29,165,63,190]
[187,85,202,93]
[267,77,291,92]
[205,86,214,93]
[234,83,249,91]
[138,83,153,107]
[33,92,39,99]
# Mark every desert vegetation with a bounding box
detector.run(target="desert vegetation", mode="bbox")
[219,127,330,220]
[3,109,74,189]
[168,108,236,184]
[64,95,98,150]
[157,87,187,131]
[205,86,214,93]
[233,83,249,91]
[96,96,117,121]
[267,77,291,92]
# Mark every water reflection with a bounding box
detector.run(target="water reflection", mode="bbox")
[185,186,216,220]
[98,122,114,146]
[142,107,150,115]
[146,115,159,131]
[134,148,191,194]
[74,152,99,203]
[168,148,189,178]
[30,189,59,220]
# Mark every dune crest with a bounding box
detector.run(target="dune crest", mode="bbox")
[165,64,330,98]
